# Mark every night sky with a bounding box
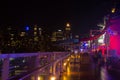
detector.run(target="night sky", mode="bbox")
[0,0,115,35]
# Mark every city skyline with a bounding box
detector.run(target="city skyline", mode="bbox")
[0,0,116,35]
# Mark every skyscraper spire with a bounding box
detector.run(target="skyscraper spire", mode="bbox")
[65,22,72,39]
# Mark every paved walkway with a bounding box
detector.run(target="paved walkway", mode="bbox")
[59,53,116,80]
[24,53,120,80]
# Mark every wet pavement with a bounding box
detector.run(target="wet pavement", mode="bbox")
[59,54,97,80]
[59,53,120,80]
[27,53,120,80]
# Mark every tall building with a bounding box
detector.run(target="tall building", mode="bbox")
[33,25,42,41]
[65,23,72,40]
[51,29,64,41]
[33,25,42,36]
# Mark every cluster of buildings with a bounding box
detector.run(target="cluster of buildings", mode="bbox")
[1,9,120,56]
[0,23,73,53]
[0,23,72,42]
[0,21,106,54]
[51,23,72,41]
[79,8,120,58]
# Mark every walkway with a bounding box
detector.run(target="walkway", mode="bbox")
[59,53,119,80]
[14,53,120,80]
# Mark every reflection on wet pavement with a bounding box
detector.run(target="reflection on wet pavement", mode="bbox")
[59,54,119,80]
[60,54,97,80]
[29,53,120,80]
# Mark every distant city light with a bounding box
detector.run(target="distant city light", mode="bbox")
[25,26,30,31]
[38,28,42,30]
[66,23,70,27]
[22,60,25,63]
[34,27,37,31]
[58,29,62,32]
[20,32,25,37]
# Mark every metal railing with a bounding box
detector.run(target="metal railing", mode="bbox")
[0,52,70,80]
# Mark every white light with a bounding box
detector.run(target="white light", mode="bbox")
[98,34,105,43]
[98,39,104,43]
[23,60,25,63]
[38,28,42,30]
[80,49,83,52]
[85,43,88,46]
[10,58,14,60]
[58,29,62,32]
[74,50,78,54]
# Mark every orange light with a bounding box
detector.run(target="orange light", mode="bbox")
[64,63,67,66]
[67,58,70,61]
[111,8,116,13]
[50,76,56,80]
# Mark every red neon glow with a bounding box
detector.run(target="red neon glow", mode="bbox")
[99,45,106,56]
[109,17,120,55]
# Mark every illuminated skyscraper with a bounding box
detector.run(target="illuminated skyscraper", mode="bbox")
[51,29,64,41]
[65,23,72,39]
[33,25,42,41]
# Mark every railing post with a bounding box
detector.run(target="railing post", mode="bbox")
[49,65,53,74]
[2,56,9,80]
[60,60,63,73]
[53,62,57,75]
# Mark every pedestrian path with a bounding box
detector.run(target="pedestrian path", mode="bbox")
[59,53,117,80]
[59,53,97,80]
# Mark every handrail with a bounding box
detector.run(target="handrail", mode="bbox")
[0,52,70,80]
[18,53,70,80]
[0,52,69,59]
